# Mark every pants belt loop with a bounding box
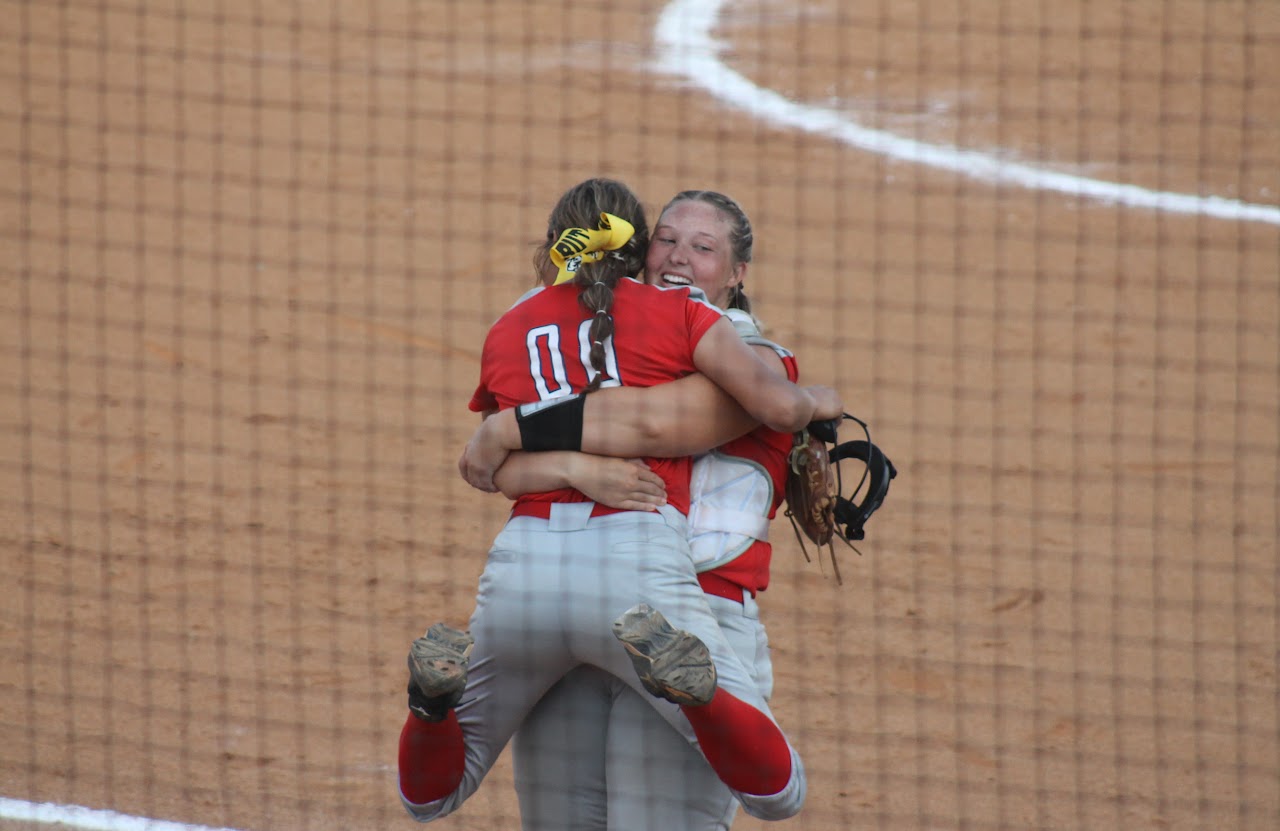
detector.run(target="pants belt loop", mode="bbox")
[548,502,595,532]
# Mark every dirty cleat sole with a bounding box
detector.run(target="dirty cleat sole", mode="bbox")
[613,603,716,707]
[408,623,474,710]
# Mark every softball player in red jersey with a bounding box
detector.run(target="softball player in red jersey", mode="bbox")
[396,179,842,824]
[509,326,798,831]
[494,192,805,830]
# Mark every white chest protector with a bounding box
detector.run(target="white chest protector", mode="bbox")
[687,450,773,570]
[686,308,794,572]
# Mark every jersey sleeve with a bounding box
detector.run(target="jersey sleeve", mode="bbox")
[468,328,500,412]
[468,384,497,413]
[684,293,725,353]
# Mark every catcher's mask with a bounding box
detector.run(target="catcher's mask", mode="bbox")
[828,438,897,541]
[807,412,898,545]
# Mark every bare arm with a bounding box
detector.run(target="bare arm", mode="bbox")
[576,343,804,454]
[496,374,757,453]
[456,340,830,492]
[580,373,758,456]
[472,344,789,458]
[458,373,758,491]
[490,450,576,496]
[692,317,844,433]
[493,451,667,510]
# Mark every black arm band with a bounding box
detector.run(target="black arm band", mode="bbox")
[515,393,586,452]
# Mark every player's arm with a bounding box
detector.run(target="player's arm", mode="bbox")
[589,343,790,450]
[530,374,757,454]
[692,317,843,433]
[459,374,754,492]
[484,344,789,457]
[492,451,667,511]
[458,343,800,493]
[481,345,792,502]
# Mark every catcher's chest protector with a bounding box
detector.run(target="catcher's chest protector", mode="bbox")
[687,450,774,570]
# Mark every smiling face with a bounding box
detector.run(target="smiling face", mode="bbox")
[643,199,747,310]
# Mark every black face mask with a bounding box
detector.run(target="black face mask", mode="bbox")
[808,413,897,543]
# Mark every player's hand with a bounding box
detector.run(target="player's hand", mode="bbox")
[805,385,845,422]
[458,418,510,493]
[568,456,666,511]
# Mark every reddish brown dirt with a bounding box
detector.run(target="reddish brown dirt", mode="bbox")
[3,2,1277,830]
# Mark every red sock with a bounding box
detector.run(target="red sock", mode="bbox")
[680,688,793,795]
[397,711,465,804]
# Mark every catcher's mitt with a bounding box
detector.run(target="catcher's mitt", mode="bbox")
[783,413,897,583]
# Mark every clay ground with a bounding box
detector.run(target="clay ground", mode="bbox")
[2,1,1278,829]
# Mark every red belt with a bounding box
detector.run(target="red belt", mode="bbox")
[509,502,619,520]
[698,572,745,605]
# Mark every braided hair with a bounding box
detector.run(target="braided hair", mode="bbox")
[535,178,649,391]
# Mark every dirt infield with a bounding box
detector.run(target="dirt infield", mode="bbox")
[3,1,1278,830]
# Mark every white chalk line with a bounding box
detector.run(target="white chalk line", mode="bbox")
[654,0,1280,227]
[0,797,245,831]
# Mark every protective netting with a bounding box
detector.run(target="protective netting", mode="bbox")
[3,1,1277,829]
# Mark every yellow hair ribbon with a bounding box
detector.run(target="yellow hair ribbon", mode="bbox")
[548,212,635,286]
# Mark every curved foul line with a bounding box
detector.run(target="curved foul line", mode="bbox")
[0,797,246,831]
[654,0,1280,227]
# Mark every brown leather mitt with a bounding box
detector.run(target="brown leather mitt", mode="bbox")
[784,429,838,548]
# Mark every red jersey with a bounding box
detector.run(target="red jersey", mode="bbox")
[469,278,724,515]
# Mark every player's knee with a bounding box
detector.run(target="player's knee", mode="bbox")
[400,793,451,823]
[734,749,806,820]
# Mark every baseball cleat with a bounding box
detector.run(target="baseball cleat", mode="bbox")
[406,623,474,722]
[612,603,717,707]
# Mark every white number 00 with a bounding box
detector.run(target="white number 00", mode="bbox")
[526,321,620,401]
